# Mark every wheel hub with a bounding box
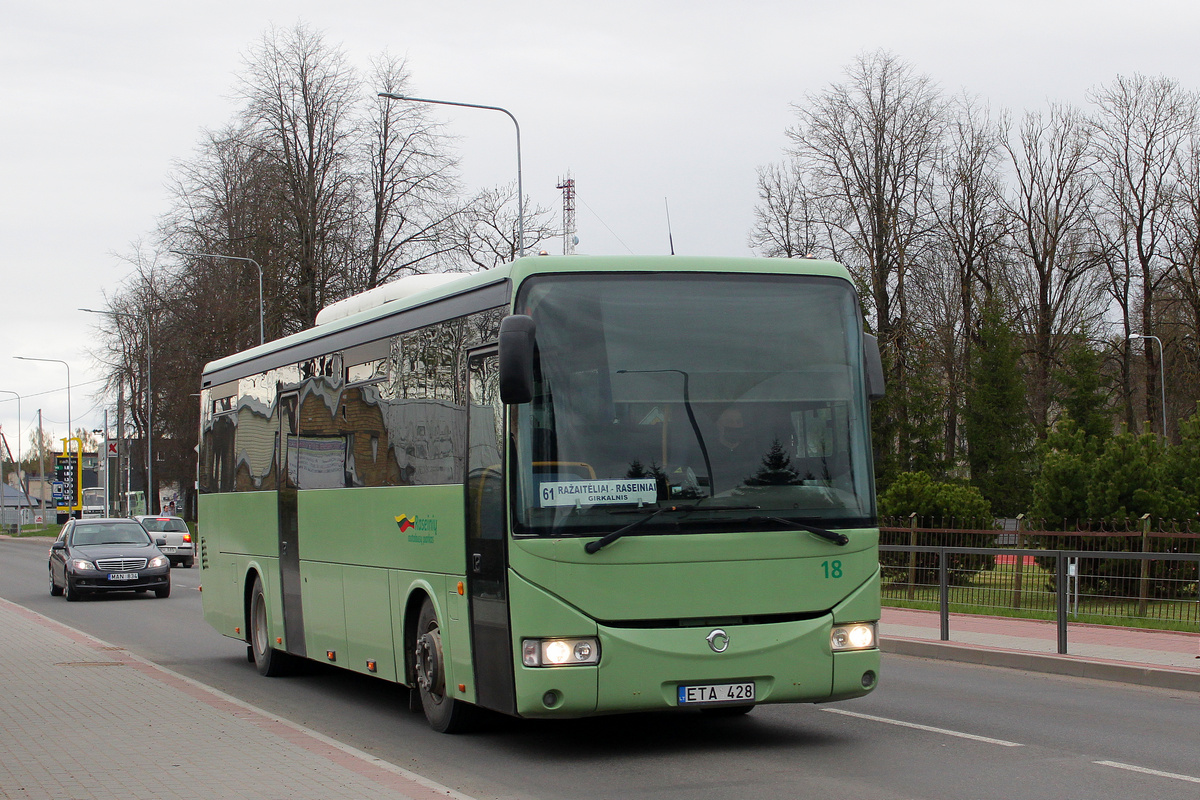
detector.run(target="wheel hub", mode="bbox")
[414,629,445,696]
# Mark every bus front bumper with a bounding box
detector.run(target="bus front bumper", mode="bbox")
[513,616,879,718]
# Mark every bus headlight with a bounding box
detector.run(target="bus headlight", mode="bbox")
[522,637,601,667]
[831,622,877,651]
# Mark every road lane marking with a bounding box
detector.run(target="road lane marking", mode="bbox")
[822,708,1024,747]
[1095,761,1200,784]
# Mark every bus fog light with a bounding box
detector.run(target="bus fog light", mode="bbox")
[831,622,877,651]
[521,637,600,667]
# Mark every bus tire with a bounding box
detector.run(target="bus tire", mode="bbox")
[413,597,475,733]
[250,575,290,677]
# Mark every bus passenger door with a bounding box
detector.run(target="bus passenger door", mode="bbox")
[277,390,306,657]
[465,348,515,713]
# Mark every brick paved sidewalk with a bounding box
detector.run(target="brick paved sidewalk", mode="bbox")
[0,598,473,800]
[881,606,1200,690]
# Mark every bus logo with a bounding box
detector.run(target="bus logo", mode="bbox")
[706,629,729,653]
[395,514,438,544]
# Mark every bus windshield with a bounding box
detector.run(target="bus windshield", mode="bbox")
[512,272,876,536]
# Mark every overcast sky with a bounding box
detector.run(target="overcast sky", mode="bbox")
[3,0,1200,455]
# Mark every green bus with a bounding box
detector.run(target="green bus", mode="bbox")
[198,255,884,732]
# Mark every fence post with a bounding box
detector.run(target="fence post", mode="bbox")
[1139,514,1151,617]
[1056,551,1068,654]
[939,546,949,641]
[1011,513,1025,610]
[906,512,918,601]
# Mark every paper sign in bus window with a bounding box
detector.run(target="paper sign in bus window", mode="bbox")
[539,479,658,508]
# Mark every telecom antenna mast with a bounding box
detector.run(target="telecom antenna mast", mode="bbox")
[557,173,576,255]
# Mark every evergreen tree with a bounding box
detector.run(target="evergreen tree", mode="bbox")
[1160,405,1200,518]
[1030,415,1094,526]
[1086,425,1168,522]
[1056,332,1112,442]
[964,303,1032,516]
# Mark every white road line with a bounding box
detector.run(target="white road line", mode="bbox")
[1095,761,1200,784]
[822,708,1024,747]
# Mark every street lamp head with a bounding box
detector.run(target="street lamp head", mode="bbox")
[1128,333,1143,340]
[378,92,409,101]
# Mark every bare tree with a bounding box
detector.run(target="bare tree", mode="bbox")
[787,50,947,477]
[931,94,1010,461]
[357,54,463,291]
[453,183,557,270]
[1161,137,1200,426]
[747,160,827,258]
[1002,103,1107,434]
[164,123,286,343]
[239,23,361,330]
[1089,74,1198,436]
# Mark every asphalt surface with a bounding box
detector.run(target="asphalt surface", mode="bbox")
[3,534,1199,800]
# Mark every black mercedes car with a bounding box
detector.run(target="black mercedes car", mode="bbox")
[49,518,171,601]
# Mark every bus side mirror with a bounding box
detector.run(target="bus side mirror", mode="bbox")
[499,314,536,404]
[863,333,885,401]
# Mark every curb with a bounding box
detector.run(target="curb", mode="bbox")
[882,637,1200,693]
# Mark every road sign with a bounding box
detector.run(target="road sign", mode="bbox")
[107,441,118,457]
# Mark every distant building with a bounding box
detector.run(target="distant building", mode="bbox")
[1,483,34,528]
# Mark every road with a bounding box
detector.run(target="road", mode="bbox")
[3,535,1198,800]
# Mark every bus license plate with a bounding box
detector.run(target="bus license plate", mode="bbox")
[109,573,138,581]
[678,681,755,705]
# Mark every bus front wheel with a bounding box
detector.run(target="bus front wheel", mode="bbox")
[413,597,474,733]
[250,576,290,677]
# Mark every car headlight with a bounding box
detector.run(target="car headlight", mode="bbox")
[149,556,169,569]
[69,559,96,571]
[831,622,877,651]
[521,637,600,667]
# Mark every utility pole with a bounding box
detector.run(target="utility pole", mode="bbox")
[117,383,126,517]
[37,410,44,520]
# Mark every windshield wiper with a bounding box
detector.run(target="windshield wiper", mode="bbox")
[585,502,761,554]
[584,505,675,553]
[750,516,849,546]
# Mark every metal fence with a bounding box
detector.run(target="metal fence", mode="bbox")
[879,523,1200,654]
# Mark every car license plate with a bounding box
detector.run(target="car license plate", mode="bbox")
[162,547,177,553]
[109,573,138,581]
[677,681,756,705]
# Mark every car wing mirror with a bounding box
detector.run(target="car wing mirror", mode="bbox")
[51,541,66,551]
[155,537,167,547]
[499,314,536,404]
[863,332,886,402]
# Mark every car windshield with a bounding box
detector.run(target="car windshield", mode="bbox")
[72,523,152,546]
[140,518,188,532]
[511,272,876,537]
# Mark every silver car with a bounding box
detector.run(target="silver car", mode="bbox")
[134,515,194,568]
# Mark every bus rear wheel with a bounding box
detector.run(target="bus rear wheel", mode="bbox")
[413,597,474,733]
[250,575,290,677]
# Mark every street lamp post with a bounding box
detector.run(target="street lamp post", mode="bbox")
[13,357,70,447]
[377,92,525,258]
[0,390,21,535]
[171,250,264,345]
[1128,333,1167,439]
[81,308,153,513]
